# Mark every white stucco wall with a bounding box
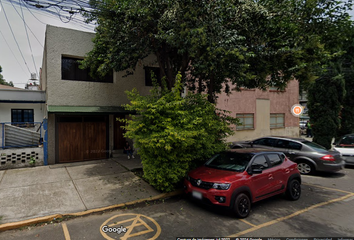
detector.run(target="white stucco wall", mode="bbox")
[44,25,155,107]
[0,103,45,123]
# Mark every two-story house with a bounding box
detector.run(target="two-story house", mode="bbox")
[41,25,159,164]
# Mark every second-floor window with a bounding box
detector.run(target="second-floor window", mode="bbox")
[61,56,113,83]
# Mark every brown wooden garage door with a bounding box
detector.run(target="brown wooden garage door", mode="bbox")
[57,116,107,163]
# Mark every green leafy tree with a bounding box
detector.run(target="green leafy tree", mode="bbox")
[82,0,352,102]
[338,23,354,137]
[339,76,354,136]
[122,73,238,192]
[0,66,14,87]
[307,70,345,149]
[307,17,354,145]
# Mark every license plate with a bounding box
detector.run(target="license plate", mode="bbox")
[192,191,202,200]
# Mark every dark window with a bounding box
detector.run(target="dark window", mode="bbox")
[267,154,283,166]
[253,138,276,147]
[144,67,161,86]
[61,56,113,83]
[288,141,302,150]
[251,155,269,169]
[11,109,34,123]
[275,139,290,149]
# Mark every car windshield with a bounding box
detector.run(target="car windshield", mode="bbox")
[302,141,328,152]
[205,152,253,172]
[338,135,354,147]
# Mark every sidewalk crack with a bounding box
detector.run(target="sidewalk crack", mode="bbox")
[65,167,88,210]
[0,169,7,187]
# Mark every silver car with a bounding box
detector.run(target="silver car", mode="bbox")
[333,134,354,166]
[232,136,345,175]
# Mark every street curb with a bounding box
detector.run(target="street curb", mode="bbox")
[0,189,184,232]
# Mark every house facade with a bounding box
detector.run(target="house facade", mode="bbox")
[41,25,157,164]
[41,25,300,165]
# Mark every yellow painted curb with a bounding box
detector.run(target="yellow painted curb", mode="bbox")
[0,214,63,232]
[0,189,183,232]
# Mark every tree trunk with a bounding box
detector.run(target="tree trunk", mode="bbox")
[208,76,215,103]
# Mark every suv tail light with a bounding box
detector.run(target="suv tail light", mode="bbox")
[320,155,335,161]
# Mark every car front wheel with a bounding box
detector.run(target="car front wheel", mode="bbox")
[297,161,314,175]
[234,193,251,218]
[286,179,301,201]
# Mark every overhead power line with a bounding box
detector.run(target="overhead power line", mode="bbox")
[18,0,39,77]
[20,0,95,24]
[3,0,96,31]
[0,0,32,74]
[0,29,28,76]
[6,0,44,48]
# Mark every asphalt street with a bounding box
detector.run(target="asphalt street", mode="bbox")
[1,166,354,240]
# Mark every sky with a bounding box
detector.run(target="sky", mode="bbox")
[0,0,95,88]
[0,1,353,89]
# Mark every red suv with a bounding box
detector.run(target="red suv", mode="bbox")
[184,148,301,218]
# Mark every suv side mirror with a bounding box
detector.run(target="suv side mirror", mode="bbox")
[252,168,262,174]
[247,168,262,175]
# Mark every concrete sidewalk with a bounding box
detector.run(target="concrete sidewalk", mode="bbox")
[0,154,169,230]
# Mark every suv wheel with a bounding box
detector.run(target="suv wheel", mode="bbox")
[286,179,301,201]
[234,193,251,218]
[297,161,314,175]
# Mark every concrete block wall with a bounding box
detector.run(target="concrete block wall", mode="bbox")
[0,147,44,170]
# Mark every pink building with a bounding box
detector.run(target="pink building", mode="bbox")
[216,80,300,142]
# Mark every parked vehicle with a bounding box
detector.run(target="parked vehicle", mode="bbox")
[299,121,307,135]
[299,120,307,129]
[184,148,301,218]
[333,134,354,166]
[231,136,344,175]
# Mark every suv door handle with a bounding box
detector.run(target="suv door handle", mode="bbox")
[289,151,295,154]
[268,174,274,180]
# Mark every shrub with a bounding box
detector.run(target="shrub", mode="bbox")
[122,73,238,192]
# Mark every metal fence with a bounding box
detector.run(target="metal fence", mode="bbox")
[0,122,43,149]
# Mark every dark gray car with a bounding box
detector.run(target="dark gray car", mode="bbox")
[231,136,345,175]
